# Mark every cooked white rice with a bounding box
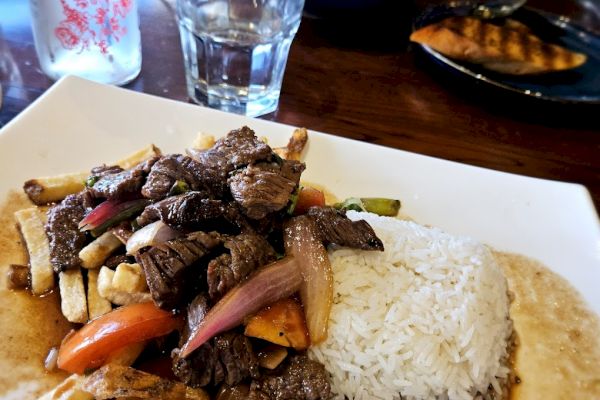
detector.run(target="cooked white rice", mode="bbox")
[309,211,512,400]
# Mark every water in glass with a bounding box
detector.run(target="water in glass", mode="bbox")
[177,0,304,117]
[29,0,142,85]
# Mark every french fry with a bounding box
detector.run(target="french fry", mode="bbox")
[14,207,54,294]
[115,144,162,170]
[112,263,147,293]
[273,127,308,161]
[79,231,123,269]
[23,172,89,205]
[59,268,88,323]
[37,375,93,400]
[97,266,152,306]
[191,132,216,150]
[81,364,209,400]
[87,269,113,320]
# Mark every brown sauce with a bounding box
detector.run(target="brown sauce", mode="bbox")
[0,191,73,399]
[1,189,599,399]
[494,251,600,399]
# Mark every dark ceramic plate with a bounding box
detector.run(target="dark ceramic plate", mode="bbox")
[413,6,600,104]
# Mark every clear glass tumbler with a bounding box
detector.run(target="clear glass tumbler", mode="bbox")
[177,0,305,117]
[29,0,142,85]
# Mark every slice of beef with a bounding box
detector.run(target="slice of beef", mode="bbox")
[90,157,158,200]
[228,165,299,220]
[46,191,94,272]
[207,232,276,301]
[249,355,331,400]
[306,206,384,251]
[173,331,259,388]
[136,192,250,233]
[188,127,275,196]
[141,154,210,200]
[135,231,222,309]
[196,126,273,171]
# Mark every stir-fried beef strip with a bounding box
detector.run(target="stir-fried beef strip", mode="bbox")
[196,126,273,171]
[136,192,250,233]
[188,126,275,196]
[249,355,331,400]
[306,206,384,251]
[173,294,260,388]
[228,163,303,220]
[142,154,215,201]
[46,191,94,272]
[173,332,260,388]
[135,231,222,309]
[207,232,277,301]
[90,157,159,200]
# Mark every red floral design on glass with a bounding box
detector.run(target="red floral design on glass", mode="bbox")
[54,0,133,55]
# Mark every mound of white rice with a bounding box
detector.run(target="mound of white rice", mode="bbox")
[309,212,512,400]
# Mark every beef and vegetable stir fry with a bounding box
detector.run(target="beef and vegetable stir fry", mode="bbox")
[14,127,392,400]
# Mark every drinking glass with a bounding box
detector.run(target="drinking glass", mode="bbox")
[176,0,305,117]
[29,0,142,85]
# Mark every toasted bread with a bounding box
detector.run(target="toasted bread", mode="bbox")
[410,17,587,74]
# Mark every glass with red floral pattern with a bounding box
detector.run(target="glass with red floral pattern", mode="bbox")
[29,0,142,85]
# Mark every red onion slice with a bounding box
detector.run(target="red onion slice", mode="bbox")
[284,216,333,345]
[180,256,301,358]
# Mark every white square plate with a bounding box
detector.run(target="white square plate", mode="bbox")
[1,76,599,318]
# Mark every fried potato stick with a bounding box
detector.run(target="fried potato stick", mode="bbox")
[79,231,122,270]
[59,268,88,323]
[273,127,308,161]
[23,172,89,206]
[14,207,54,294]
[97,266,151,306]
[115,144,162,170]
[191,132,216,150]
[87,269,113,320]
[111,263,147,293]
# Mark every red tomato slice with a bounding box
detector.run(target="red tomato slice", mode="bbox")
[57,302,181,374]
[293,186,326,216]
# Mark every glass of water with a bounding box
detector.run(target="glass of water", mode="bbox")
[29,0,142,86]
[176,0,305,117]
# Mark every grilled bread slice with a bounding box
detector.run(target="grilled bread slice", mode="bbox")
[410,17,587,74]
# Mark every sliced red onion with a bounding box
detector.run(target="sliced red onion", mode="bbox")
[79,199,149,236]
[180,257,302,358]
[284,216,334,345]
[126,221,181,254]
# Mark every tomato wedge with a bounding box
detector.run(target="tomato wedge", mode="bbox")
[293,186,326,216]
[57,302,181,374]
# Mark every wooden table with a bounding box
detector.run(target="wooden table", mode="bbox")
[1,0,598,209]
